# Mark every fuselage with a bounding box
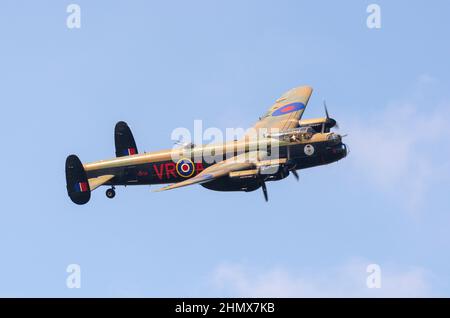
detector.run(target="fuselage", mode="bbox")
[83,132,347,189]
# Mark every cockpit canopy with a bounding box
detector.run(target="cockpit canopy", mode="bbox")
[327,133,342,144]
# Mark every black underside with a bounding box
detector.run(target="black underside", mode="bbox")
[201,177,262,192]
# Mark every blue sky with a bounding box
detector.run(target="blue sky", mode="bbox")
[0,0,449,297]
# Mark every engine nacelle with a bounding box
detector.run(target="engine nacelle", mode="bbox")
[229,164,289,182]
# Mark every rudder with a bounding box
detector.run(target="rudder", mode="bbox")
[65,154,91,205]
[115,121,138,157]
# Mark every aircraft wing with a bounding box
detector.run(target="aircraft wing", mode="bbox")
[249,85,313,133]
[154,153,260,192]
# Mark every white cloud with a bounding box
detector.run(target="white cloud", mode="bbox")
[343,77,450,213]
[210,259,433,297]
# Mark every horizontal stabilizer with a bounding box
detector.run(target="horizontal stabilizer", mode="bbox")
[88,174,115,191]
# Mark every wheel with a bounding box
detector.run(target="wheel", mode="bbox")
[106,188,116,199]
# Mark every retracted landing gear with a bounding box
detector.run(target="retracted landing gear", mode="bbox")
[106,187,116,199]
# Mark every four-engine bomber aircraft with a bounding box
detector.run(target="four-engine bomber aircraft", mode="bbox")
[65,86,347,204]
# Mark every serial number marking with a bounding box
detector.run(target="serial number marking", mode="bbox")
[219,302,275,313]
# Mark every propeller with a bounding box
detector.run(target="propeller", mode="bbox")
[285,145,299,181]
[173,136,184,146]
[322,100,339,132]
[173,137,195,149]
[324,100,329,118]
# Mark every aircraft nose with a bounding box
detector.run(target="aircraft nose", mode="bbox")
[331,142,347,158]
[342,143,348,157]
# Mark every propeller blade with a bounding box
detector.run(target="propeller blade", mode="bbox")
[323,100,341,132]
[324,100,329,119]
[173,136,183,146]
[285,145,298,181]
[292,169,299,181]
[261,182,268,202]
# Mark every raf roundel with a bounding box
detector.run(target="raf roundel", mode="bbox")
[271,102,305,117]
[176,158,195,178]
[304,144,315,156]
